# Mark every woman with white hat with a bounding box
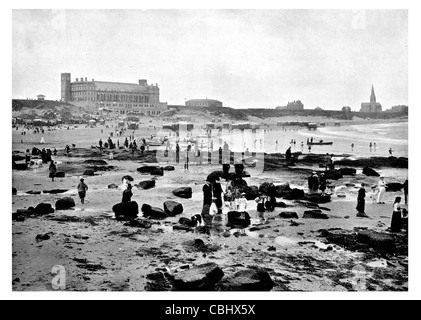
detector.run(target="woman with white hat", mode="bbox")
[377,176,386,204]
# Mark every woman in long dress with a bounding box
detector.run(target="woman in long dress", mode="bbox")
[377,176,386,204]
[391,196,402,232]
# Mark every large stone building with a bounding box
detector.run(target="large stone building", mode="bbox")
[61,73,168,116]
[276,100,304,111]
[360,85,382,113]
[185,98,223,108]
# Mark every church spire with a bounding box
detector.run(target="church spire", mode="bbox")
[370,85,376,103]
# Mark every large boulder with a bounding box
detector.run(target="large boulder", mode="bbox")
[244,186,259,201]
[55,172,65,178]
[227,211,251,228]
[357,230,396,252]
[324,170,343,180]
[83,169,95,176]
[83,159,108,165]
[55,197,76,210]
[137,166,161,174]
[136,180,156,190]
[43,189,69,194]
[12,187,17,195]
[112,201,139,219]
[164,201,183,216]
[363,167,380,177]
[259,182,276,195]
[178,217,195,228]
[274,183,291,197]
[13,154,26,162]
[216,269,274,291]
[339,168,357,176]
[386,183,404,192]
[303,193,331,204]
[150,167,164,176]
[172,262,224,291]
[164,166,175,171]
[26,190,41,195]
[12,162,27,170]
[284,188,305,200]
[34,203,55,215]
[141,204,168,220]
[303,210,329,219]
[172,187,192,199]
[279,211,299,219]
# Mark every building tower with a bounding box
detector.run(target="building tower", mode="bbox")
[370,85,376,110]
[61,73,71,102]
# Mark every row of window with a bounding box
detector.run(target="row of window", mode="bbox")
[118,110,161,115]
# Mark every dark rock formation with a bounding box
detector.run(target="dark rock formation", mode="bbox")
[163,201,183,216]
[303,210,329,219]
[136,180,156,190]
[34,203,55,215]
[216,269,274,291]
[172,262,224,291]
[141,204,168,220]
[363,167,380,177]
[227,211,251,228]
[112,201,139,219]
[279,212,299,219]
[172,187,192,199]
[55,197,76,210]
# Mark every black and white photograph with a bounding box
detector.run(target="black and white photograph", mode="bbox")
[5,2,419,301]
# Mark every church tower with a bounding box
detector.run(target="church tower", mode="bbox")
[370,85,376,103]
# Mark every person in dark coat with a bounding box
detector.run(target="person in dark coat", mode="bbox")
[356,183,368,217]
[403,180,408,205]
[48,161,57,181]
[391,197,403,232]
[213,178,223,212]
[202,179,213,207]
[285,146,292,162]
[319,173,327,194]
[122,184,133,202]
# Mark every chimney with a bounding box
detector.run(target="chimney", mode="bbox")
[92,79,94,82]
[76,78,79,82]
[85,77,87,81]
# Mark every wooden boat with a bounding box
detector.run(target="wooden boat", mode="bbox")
[307,140,333,146]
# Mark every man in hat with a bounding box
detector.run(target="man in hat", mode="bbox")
[77,178,88,204]
[356,183,369,218]
[202,179,212,207]
[213,177,223,213]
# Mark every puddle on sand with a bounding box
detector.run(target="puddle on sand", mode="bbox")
[274,236,298,247]
[366,259,388,268]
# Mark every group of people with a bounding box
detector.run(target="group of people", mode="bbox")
[307,172,327,194]
[356,177,408,233]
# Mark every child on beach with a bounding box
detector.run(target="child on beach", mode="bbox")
[77,178,88,204]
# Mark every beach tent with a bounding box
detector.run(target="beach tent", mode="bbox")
[88,119,96,127]
[307,122,318,130]
[118,120,125,127]
[127,122,139,130]
[206,123,215,129]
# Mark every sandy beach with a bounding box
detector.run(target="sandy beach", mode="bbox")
[11,119,408,292]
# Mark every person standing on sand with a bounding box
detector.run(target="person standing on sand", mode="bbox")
[356,183,369,218]
[403,179,408,205]
[351,143,354,151]
[48,160,56,181]
[389,148,393,156]
[390,196,403,232]
[122,184,133,202]
[319,173,327,195]
[203,179,213,207]
[255,193,267,224]
[213,177,223,213]
[377,176,387,204]
[77,178,88,204]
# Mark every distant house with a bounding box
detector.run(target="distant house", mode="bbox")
[37,94,46,101]
[276,100,304,111]
[185,99,223,108]
[386,105,408,113]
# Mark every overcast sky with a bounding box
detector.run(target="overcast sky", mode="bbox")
[12,9,408,110]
